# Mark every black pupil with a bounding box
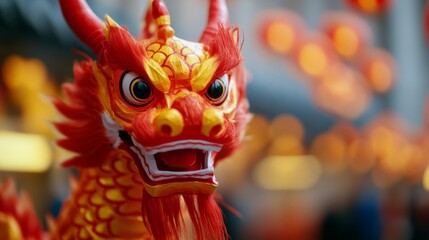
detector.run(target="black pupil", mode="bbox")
[207,80,224,100]
[133,80,151,100]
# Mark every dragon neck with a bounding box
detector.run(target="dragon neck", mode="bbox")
[68,149,150,238]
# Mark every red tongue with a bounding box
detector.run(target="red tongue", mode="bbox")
[159,149,197,169]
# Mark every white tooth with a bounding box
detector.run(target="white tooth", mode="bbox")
[206,151,214,171]
[130,146,153,179]
[213,176,218,185]
[147,153,159,173]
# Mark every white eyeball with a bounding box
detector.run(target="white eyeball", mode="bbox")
[120,71,153,106]
[205,74,229,105]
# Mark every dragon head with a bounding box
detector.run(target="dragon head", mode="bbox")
[56,0,248,238]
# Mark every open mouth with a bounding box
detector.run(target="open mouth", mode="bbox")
[125,135,222,184]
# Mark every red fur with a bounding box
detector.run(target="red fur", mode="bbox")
[142,190,226,240]
[0,178,43,240]
[208,25,242,79]
[189,194,226,240]
[53,61,113,168]
[101,25,147,74]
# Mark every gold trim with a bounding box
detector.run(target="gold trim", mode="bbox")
[144,181,217,197]
[156,15,171,26]
[190,57,219,92]
[143,58,171,93]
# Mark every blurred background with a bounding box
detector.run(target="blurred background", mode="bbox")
[1,0,429,239]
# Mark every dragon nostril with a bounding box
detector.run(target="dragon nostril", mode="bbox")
[118,130,133,145]
[161,124,173,136]
[210,124,222,137]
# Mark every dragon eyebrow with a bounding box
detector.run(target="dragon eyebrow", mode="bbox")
[103,24,146,73]
[190,57,219,92]
[208,26,242,78]
[102,24,170,92]
[190,25,242,92]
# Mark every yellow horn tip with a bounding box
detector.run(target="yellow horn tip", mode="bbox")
[105,15,119,27]
[103,15,120,37]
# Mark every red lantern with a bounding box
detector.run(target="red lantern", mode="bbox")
[258,10,306,55]
[292,33,339,79]
[321,13,372,60]
[346,0,393,14]
[358,49,396,94]
[311,64,371,119]
[424,2,429,44]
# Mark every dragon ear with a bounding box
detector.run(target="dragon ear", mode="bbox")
[199,0,229,45]
[103,15,121,37]
[59,0,105,56]
[141,0,174,40]
[232,27,240,45]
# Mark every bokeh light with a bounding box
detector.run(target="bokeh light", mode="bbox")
[312,64,370,119]
[257,9,397,121]
[244,114,271,159]
[359,49,396,93]
[253,155,322,190]
[259,11,305,55]
[400,143,425,184]
[216,115,270,192]
[268,114,305,141]
[321,13,372,59]
[267,135,305,156]
[2,55,57,135]
[310,132,347,173]
[0,131,52,172]
[346,0,393,14]
[330,122,359,145]
[294,35,337,78]
[423,165,429,191]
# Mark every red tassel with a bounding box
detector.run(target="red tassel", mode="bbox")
[141,190,227,240]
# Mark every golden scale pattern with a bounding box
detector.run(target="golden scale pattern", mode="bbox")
[55,150,151,239]
[146,39,206,83]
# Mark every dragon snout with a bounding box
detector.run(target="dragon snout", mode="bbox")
[153,107,225,138]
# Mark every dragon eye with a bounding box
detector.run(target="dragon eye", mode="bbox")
[206,74,229,104]
[120,71,153,106]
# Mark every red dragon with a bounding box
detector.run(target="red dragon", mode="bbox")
[0,0,249,239]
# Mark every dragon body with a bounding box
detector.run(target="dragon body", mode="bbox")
[0,0,249,239]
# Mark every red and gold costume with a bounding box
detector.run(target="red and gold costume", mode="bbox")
[0,0,249,239]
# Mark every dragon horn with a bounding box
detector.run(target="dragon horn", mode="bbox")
[144,0,174,39]
[141,0,155,39]
[199,0,229,44]
[59,0,105,55]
